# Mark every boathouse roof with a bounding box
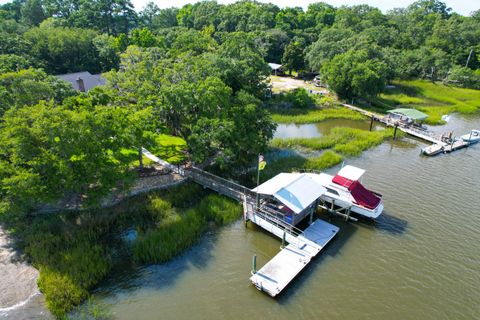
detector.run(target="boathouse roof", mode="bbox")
[253,173,326,214]
[388,108,428,120]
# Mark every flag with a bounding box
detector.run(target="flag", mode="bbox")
[258,154,267,170]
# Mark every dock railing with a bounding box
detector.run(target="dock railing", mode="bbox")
[184,166,257,201]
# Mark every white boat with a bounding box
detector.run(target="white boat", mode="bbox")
[461,130,480,144]
[307,165,384,219]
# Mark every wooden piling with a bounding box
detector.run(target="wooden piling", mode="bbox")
[393,124,398,140]
[369,116,374,131]
[251,255,257,275]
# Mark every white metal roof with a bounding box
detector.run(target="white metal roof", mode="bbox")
[306,172,333,186]
[336,165,365,181]
[268,63,282,70]
[252,172,301,195]
[253,173,326,214]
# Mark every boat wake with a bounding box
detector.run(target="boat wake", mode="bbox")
[0,289,40,315]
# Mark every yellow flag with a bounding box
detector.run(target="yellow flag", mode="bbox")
[258,155,267,170]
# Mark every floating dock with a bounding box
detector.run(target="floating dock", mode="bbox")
[243,197,339,297]
[249,218,339,297]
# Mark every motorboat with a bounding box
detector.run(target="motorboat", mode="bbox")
[460,130,480,144]
[308,165,384,219]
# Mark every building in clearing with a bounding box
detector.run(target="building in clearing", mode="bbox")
[268,63,282,76]
[56,71,105,92]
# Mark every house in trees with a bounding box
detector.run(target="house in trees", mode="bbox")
[56,71,105,92]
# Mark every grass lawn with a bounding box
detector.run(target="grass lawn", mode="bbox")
[372,80,480,124]
[122,134,187,167]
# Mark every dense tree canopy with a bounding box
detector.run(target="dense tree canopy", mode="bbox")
[0,0,479,216]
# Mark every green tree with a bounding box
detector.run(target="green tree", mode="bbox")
[153,7,179,29]
[0,68,75,117]
[20,0,46,26]
[24,21,100,73]
[0,54,32,73]
[304,2,336,29]
[93,34,121,72]
[139,1,160,29]
[217,32,270,97]
[321,49,388,98]
[0,96,153,214]
[130,27,162,48]
[282,40,305,74]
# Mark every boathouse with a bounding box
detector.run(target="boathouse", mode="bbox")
[252,173,326,226]
[387,108,428,126]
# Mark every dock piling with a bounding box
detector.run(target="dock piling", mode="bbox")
[251,255,257,275]
[369,116,374,131]
[393,124,398,140]
[281,230,286,249]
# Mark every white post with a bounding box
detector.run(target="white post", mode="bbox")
[255,154,260,212]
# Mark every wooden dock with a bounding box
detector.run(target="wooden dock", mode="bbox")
[249,218,339,297]
[143,149,340,297]
[341,104,478,156]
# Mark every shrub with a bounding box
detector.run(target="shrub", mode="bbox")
[37,268,88,318]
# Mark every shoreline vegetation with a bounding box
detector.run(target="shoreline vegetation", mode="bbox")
[368,80,480,124]
[271,106,365,124]
[1,183,242,318]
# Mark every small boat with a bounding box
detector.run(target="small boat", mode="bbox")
[460,130,480,144]
[422,144,444,156]
[308,165,384,219]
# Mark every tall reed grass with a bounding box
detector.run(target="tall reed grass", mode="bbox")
[271,107,365,124]
[271,127,394,157]
[133,193,242,264]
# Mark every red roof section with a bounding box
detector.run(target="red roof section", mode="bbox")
[332,175,381,210]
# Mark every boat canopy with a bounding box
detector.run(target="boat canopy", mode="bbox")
[253,173,326,214]
[388,108,428,121]
[336,165,365,181]
[332,175,381,210]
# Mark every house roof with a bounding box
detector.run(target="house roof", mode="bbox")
[56,71,105,92]
[253,173,326,214]
[388,108,428,121]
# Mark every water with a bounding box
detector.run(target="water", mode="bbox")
[273,119,383,139]
[9,116,480,319]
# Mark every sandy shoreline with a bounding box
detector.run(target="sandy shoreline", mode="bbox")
[0,226,51,319]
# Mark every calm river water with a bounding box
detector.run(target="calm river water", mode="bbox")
[91,114,479,320]
[4,115,479,319]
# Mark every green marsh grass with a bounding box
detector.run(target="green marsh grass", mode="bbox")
[375,80,480,124]
[271,107,365,124]
[271,127,395,157]
[259,150,344,183]
[133,193,242,264]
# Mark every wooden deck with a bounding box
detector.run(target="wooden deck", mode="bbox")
[249,218,339,297]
